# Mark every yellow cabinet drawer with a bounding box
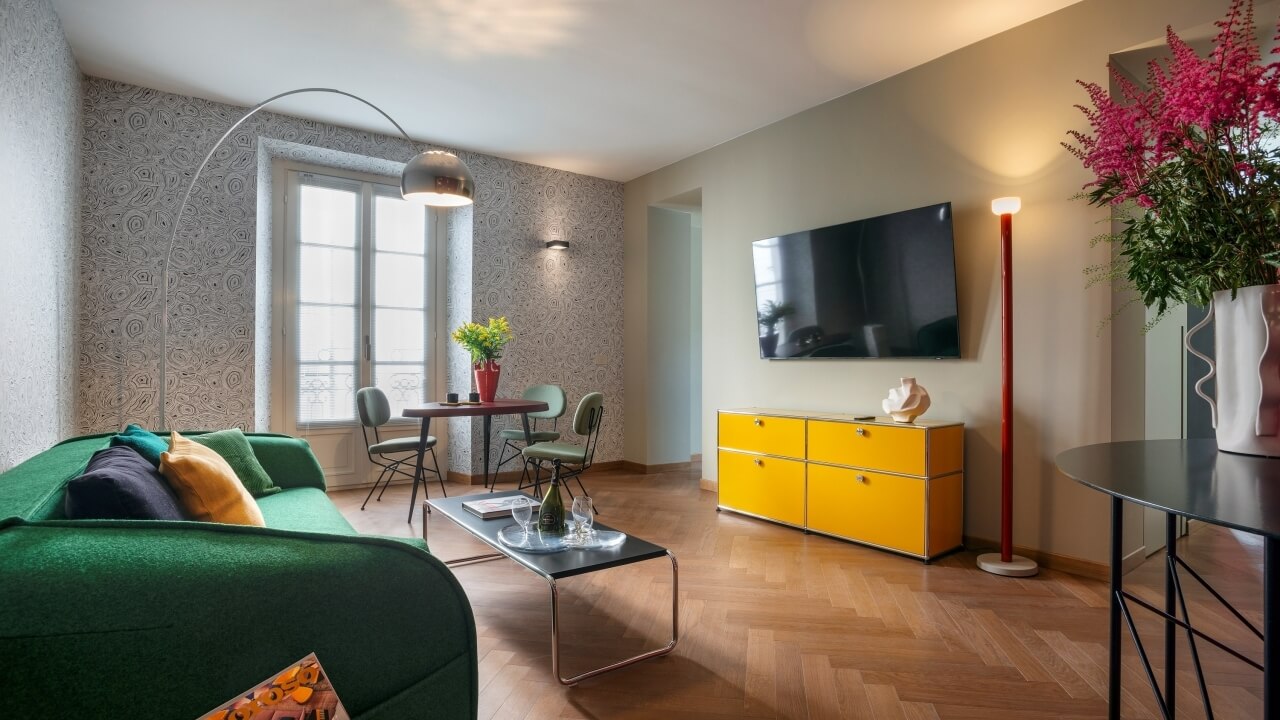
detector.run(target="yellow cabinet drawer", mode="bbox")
[718,450,805,526]
[719,413,805,459]
[808,420,926,476]
[807,464,925,555]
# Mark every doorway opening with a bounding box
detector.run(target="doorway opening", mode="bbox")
[646,189,703,474]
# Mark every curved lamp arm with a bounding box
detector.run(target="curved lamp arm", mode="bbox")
[158,88,415,431]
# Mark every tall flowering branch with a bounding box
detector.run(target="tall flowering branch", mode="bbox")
[1065,0,1280,319]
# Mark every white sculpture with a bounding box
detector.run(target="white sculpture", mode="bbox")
[1186,284,1280,457]
[882,377,930,423]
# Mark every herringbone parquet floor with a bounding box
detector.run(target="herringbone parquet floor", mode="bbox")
[331,466,1264,719]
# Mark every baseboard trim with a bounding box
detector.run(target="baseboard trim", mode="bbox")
[699,477,717,492]
[619,460,696,474]
[963,535,1109,581]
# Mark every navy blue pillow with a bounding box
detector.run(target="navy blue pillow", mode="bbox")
[64,446,186,521]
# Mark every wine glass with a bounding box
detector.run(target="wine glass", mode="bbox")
[511,496,532,542]
[571,496,594,542]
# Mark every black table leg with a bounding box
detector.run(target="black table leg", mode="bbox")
[483,414,492,490]
[411,416,432,522]
[1166,512,1177,720]
[1110,496,1123,720]
[1267,535,1279,720]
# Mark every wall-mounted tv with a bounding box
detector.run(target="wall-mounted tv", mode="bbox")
[752,202,959,359]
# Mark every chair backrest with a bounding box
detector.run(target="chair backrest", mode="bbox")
[523,384,567,420]
[573,392,605,436]
[355,387,391,428]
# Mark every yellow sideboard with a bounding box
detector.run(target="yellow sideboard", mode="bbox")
[717,408,964,561]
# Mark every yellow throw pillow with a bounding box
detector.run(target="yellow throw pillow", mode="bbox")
[160,431,266,526]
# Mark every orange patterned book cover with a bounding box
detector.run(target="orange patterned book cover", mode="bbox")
[198,653,349,720]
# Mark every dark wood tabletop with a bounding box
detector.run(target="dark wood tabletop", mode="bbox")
[1056,439,1280,538]
[402,398,549,418]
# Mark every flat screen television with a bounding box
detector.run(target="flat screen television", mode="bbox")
[752,202,959,359]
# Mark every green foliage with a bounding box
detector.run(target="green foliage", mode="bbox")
[451,317,513,363]
[1089,139,1280,317]
[757,300,795,333]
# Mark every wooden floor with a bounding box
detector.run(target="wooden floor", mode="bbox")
[330,467,1265,719]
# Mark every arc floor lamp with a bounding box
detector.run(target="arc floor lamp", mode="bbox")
[156,87,475,431]
[977,196,1038,578]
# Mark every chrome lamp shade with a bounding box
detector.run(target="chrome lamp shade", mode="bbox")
[402,150,475,207]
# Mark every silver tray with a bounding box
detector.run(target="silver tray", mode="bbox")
[496,525,627,553]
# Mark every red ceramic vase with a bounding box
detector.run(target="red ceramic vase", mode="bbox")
[474,360,501,402]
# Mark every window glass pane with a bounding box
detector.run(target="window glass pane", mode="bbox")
[374,308,424,362]
[298,363,356,422]
[299,246,356,305]
[375,364,426,417]
[375,253,424,308]
[298,305,356,364]
[300,185,357,248]
[375,195,426,254]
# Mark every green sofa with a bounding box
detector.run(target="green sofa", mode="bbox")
[0,432,477,719]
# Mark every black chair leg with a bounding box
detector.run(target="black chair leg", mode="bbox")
[554,460,576,502]
[430,447,446,497]
[376,460,399,501]
[361,462,392,511]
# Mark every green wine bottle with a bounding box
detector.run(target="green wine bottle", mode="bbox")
[538,476,566,535]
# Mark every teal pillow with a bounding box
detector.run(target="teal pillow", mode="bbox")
[191,429,282,498]
[109,424,168,467]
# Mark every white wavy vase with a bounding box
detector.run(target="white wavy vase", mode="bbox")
[1186,283,1280,457]
[882,377,930,423]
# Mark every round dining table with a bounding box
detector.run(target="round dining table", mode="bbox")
[402,398,550,513]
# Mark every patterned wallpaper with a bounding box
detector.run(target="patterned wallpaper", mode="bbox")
[456,152,625,472]
[76,78,624,472]
[0,0,80,471]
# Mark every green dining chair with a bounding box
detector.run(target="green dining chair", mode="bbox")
[356,386,445,522]
[520,392,604,507]
[491,384,567,490]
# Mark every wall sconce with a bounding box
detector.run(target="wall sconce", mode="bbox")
[545,239,569,250]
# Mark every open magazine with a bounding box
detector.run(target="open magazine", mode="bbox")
[199,653,348,720]
[463,494,541,519]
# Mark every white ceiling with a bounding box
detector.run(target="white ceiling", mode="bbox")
[51,0,1083,182]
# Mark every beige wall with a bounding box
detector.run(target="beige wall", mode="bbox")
[624,0,1228,565]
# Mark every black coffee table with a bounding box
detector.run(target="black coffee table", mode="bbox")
[423,490,678,685]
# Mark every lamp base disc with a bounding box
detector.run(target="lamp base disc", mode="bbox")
[976,553,1039,577]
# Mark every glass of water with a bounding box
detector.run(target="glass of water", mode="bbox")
[571,496,594,542]
[511,496,533,541]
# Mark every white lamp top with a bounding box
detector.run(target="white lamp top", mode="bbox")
[991,197,1022,215]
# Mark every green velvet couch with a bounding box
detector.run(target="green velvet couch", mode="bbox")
[0,432,477,719]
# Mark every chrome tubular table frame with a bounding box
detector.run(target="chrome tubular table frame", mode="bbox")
[423,497,679,686]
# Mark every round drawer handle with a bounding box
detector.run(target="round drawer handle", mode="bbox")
[856,428,867,436]
[753,418,763,426]
[856,475,867,483]
[754,458,764,466]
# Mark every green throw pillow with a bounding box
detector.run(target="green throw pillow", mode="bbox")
[191,429,281,498]
[109,424,168,467]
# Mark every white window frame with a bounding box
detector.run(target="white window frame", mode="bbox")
[269,159,447,436]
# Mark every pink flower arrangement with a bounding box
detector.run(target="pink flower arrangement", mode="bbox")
[1066,0,1280,315]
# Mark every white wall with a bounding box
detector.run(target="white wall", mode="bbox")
[645,206,694,464]
[624,0,1230,565]
[0,0,80,470]
[690,212,703,455]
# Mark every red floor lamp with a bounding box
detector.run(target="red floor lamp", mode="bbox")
[977,196,1039,578]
